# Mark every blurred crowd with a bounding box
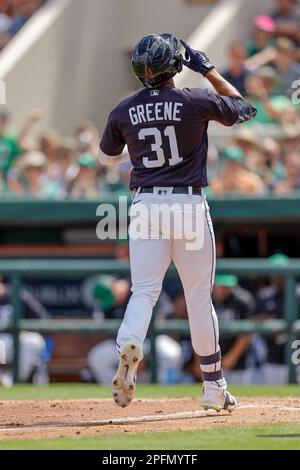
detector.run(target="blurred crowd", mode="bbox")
[0,109,130,199]
[0,0,44,50]
[0,0,300,199]
[0,0,123,201]
[209,0,300,196]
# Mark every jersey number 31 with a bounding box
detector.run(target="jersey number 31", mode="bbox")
[138,126,183,168]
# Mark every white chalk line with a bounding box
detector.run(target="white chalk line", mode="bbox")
[0,404,299,434]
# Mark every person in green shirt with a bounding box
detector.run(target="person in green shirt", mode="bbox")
[246,15,276,57]
[8,151,65,200]
[244,68,295,125]
[0,110,21,175]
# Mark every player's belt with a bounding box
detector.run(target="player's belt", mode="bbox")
[139,187,203,195]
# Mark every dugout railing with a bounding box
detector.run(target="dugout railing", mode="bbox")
[0,196,299,261]
[1,195,300,223]
[0,259,299,384]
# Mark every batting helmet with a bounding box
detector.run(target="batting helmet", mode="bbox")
[132,33,183,89]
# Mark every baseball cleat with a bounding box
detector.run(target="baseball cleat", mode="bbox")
[112,342,143,408]
[201,383,237,413]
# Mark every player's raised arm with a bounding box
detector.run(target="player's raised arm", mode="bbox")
[180,40,257,126]
[205,69,242,98]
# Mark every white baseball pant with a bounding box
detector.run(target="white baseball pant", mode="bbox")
[117,188,223,383]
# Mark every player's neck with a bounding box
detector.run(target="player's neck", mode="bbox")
[161,79,175,88]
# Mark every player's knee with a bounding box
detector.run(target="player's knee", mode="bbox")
[131,284,161,306]
[156,335,182,366]
[190,332,207,357]
[87,340,118,385]
[188,286,212,303]
[20,332,45,353]
[87,340,117,367]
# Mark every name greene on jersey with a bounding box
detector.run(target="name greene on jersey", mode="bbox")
[129,102,183,126]
[100,85,257,190]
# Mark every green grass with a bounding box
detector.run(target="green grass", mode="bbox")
[0,425,299,450]
[0,384,299,450]
[0,384,299,401]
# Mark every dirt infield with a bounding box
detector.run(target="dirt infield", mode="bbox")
[0,396,299,441]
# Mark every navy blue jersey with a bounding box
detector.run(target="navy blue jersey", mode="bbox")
[100,84,256,190]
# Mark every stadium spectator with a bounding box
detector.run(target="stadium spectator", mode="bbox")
[39,129,60,166]
[9,0,42,36]
[0,109,21,177]
[274,152,300,194]
[246,15,276,57]
[233,128,268,182]
[76,120,100,155]
[222,42,250,95]
[0,1,11,48]
[210,146,265,196]
[1,1,300,202]
[262,137,287,188]
[18,107,43,151]
[245,68,295,124]
[281,122,300,153]
[270,0,300,45]
[0,1,11,31]
[0,165,5,195]
[8,150,64,199]
[69,153,102,199]
[273,37,300,96]
[212,275,257,385]
[0,0,44,50]
[53,138,78,193]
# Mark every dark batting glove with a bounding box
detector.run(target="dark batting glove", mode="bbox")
[180,40,215,76]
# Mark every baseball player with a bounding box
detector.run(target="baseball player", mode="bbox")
[99,34,257,411]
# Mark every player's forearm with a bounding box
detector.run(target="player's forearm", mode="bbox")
[205,69,242,98]
[98,147,130,166]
